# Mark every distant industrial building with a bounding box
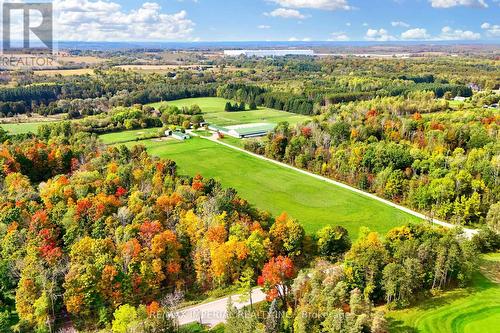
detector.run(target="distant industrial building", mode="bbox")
[224,49,314,57]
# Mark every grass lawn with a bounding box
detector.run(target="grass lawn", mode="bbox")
[387,253,500,333]
[181,322,224,332]
[219,135,247,148]
[192,130,213,137]
[113,135,421,238]
[0,122,47,134]
[148,97,310,127]
[446,99,473,109]
[99,127,163,145]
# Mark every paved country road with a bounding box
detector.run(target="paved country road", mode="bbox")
[175,289,266,327]
[198,133,477,239]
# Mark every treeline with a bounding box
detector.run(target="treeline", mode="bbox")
[37,97,110,118]
[217,83,315,115]
[0,84,62,115]
[0,84,61,104]
[36,103,207,138]
[387,83,473,98]
[0,70,217,116]
[319,82,472,106]
[0,101,29,117]
[217,81,471,117]
[36,105,162,137]
[225,101,250,111]
[0,66,474,120]
[108,82,217,107]
[399,74,436,83]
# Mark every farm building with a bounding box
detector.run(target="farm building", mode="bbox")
[209,123,276,138]
[224,49,314,57]
[172,131,190,140]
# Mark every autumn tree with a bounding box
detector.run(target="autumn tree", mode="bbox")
[269,213,305,258]
[257,256,296,308]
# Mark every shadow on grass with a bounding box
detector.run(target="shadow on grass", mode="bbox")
[388,318,419,333]
[408,272,494,312]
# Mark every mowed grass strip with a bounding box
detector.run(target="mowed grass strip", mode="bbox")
[114,136,421,238]
[388,253,500,333]
[148,97,310,127]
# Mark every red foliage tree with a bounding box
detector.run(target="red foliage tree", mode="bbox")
[257,256,296,307]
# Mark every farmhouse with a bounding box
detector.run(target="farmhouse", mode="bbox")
[454,96,466,102]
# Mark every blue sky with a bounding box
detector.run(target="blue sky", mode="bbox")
[17,0,500,42]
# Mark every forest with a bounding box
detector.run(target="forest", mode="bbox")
[0,130,491,332]
[0,54,498,333]
[244,94,499,226]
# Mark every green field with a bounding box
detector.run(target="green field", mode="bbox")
[388,253,500,333]
[148,97,310,127]
[0,122,48,134]
[99,127,163,145]
[113,135,421,238]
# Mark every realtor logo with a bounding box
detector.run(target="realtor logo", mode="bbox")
[2,2,53,54]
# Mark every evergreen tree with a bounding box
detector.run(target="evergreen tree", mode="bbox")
[265,299,282,333]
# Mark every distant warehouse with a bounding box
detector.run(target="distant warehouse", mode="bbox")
[224,49,314,57]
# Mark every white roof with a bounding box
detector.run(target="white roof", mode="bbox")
[224,49,314,57]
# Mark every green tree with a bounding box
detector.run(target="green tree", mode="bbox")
[112,304,138,333]
[225,298,262,333]
[316,225,351,262]
[486,202,500,234]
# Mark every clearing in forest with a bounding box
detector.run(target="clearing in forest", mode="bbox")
[148,97,310,127]
[113,135,421,238]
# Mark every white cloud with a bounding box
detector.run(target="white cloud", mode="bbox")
[345,22,351,26]
[50,0,195,41]
[481,22,500,37]
[258,25,271,29]
[264,8,307,19]
[362,22,369,27]
[401,28,430,39]
[365,28,396,41]
[392,21,410,28]
[429,0,488,8]
[288,36,311,41]
[270,0,352,10]
[438,26,481,40]
[328,31,350,41]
